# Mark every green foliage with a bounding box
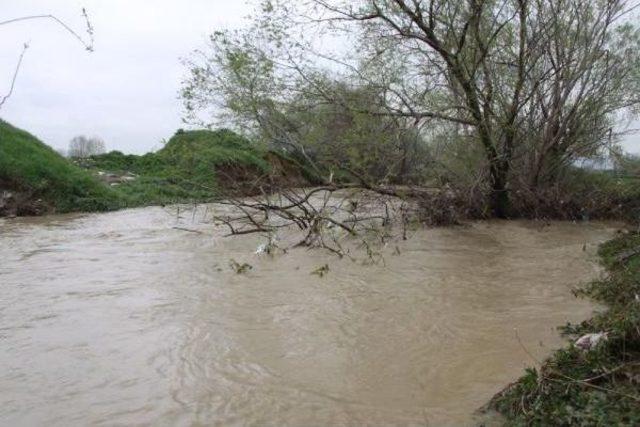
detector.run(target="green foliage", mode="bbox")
[311,264,330,277]
[281,83,426,184]
[0,119,122,213]
[229,259,253,274]
[182,23,430,186]
[91,129,269,185]
[490,232,640,425]
[86,151,147,173]
[182,0,640,216]
[427,126,487,187]
[614,153,640,177]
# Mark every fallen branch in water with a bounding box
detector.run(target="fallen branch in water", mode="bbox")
[172,226,204,234]
[213,185,406,260]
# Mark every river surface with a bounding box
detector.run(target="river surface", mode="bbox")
[0,205,618,426]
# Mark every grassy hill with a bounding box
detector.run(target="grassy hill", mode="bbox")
[86,129,312,205]
[157,129,270,186]
[0,120,122,215]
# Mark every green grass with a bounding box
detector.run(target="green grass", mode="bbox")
[0,119,123,213]
[88,128,271,185]
[85,128,278,207]
[111,176,214,206]
[157,128,270,186]
[0,122,285,215]
[0,122,327,215]
[488,231,640,426]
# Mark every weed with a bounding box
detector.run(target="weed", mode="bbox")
[488,231,640,425]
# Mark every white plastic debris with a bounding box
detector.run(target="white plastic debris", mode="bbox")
[575,332,608,351]
[255,235,279,255]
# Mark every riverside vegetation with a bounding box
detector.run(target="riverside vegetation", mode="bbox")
[0,119,121,215]
[0,120,312,216]
[487,231,640,425]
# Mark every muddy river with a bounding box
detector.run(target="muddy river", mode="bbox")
[0,205,617,426]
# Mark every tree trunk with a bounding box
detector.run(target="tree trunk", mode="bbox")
[489,159,510,218]
[475,120,511,218]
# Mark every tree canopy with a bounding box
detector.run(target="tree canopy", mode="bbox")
[182,0,640,216]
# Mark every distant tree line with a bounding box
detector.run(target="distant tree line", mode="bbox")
[68,135,105,158]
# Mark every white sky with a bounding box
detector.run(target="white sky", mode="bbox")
[0,0,250,154]
[1,1,638,155]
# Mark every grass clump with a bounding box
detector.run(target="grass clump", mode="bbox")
[0,119,123,214]
[488,231,640,426]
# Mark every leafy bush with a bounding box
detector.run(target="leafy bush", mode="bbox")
[510,167,640,222]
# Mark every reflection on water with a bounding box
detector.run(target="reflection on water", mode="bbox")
[0,205,617,426]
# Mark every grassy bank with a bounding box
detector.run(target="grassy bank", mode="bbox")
[82,129,266,207]
[0,119,123,215]
[85,128,312,206]
[488,231,640,425]
[88,129,269,185]
[0,120,312,216]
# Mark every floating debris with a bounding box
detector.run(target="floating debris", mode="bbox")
[230,259,253,274]
[172,226,203,234]
[575,332,608,351]
[311,264,330,278]
[255,235,280,255]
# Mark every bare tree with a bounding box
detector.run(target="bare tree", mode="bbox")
[68,135,106,158]
[183,0,640,217]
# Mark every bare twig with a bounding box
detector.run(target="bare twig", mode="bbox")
[0,11,94,51]
[0,42,29,109]
[0,9,94,109]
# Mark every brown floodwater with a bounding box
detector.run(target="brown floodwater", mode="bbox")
[0,205,618,426]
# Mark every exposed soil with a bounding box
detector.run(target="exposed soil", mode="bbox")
[215,152,311,197]
[0,179,50,217]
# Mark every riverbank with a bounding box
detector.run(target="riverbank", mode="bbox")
[0,120,122,216]
[488,230,640,425]
[0,121,313,217]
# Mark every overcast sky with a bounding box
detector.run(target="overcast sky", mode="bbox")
[0,0,250,154]
[1,1,639,155]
